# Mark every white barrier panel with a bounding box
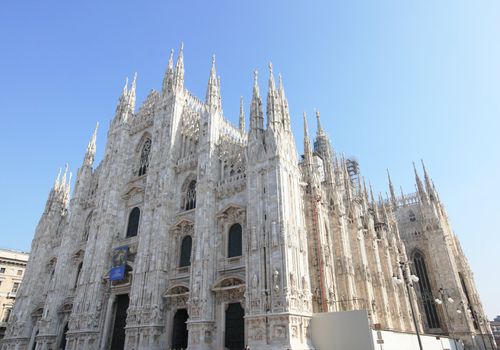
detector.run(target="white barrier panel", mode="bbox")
[311,310,463,350]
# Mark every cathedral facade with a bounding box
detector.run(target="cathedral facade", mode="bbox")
[1,45,495,350]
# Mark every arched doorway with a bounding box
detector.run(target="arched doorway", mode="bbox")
[172,308,189,350]
[225,302,244,350]
[110,294,130,350]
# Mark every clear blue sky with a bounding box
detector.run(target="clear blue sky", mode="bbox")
[1,1,498,318]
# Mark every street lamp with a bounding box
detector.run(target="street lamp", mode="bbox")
[393,260,423,350]
[435,288,458,350]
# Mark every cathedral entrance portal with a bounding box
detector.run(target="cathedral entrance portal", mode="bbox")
[172,308,189,350]
[224,302,244,350]
[110,294,129,350]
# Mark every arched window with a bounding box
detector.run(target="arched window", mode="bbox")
[413,251,440,329]
[137,138,152,176]
[183,181,197,211]
[74,262,83,289]
[82,212,92,241]
[179,236,192,267]
[228,224,242,258]
[126,207,140,238]
[409,210,416,222]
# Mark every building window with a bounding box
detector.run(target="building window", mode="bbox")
[228,224,243,258]
[17,270,22,276]
[74,262,83,289]
[11,282,19,293]
[413,251,440,329]
[126,207,140,238]
[182,180,197,211]
[0,267,5,273]
[137,138,152,176]
[83,212,93,241]
[409,210,416,222]
[179,236,192,267]
[2,308,11,322]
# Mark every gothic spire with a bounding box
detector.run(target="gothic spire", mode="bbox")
[278,73,291,132]
[413,162,428,202]
[217,75,223,113]
[387,169,398,209]
[342,157,352,200]
[61,163,69,188]
[316,109,325,136]
[162,48,174,95]
[420,159,436,200]
[65,170,72,203]
[205,55,219,112]
[174,42,184,90]
[122,77,128,96]
[115,77,129,115]
[266,62,278,129]
[83,122,98,167]
[303,112,313,165]
[313,109,334,164]
[400,186,406,206]
[369,182,380,222]
[250,70,264,134]
[54,167,62,192]
[379,192,389,223]
[239,96,245,132]
[128,72,137,113]
[278,73,285,99]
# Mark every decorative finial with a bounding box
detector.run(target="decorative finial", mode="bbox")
[168,49,174,65]
[212,54,216,67]
[269,62,273,73]
[61,163,69,187]
[54,167,62,189]
[122,77,129,94]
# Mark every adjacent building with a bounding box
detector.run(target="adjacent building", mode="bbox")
[0,249,29,340]
[491,316,500,348]
[1,45,495,350]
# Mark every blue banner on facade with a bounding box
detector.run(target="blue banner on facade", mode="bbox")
[109,246,128,281]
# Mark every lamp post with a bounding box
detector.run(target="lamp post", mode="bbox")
[457,300,492,350]
[434,288,458,350]
[472,310,489,350]
[457,301,475,348]
[393,260,423,350]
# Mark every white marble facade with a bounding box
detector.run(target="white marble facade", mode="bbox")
[1,45,494,350]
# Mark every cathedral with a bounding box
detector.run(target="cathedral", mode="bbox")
[1,44,495,350]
